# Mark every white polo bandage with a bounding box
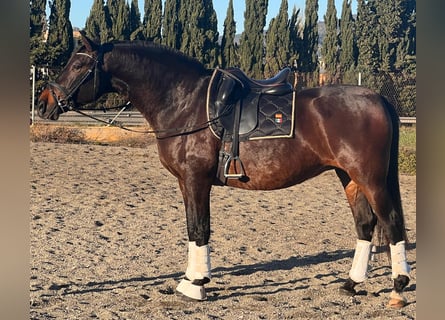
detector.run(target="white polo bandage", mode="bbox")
[185,241,211,281]
[390,241,410,279]
[349,239,372,283]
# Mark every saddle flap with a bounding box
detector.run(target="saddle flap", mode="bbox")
[219,92,259,136]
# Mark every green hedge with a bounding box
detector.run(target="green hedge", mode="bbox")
[399,126,416,175]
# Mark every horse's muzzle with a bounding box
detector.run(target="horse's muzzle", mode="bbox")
[37,98,60,121]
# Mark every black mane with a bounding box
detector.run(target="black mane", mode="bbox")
[106,40,210,75]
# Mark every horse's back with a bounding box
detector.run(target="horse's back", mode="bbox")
[295,85,392,139]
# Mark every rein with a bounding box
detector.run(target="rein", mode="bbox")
[70,105,228,139]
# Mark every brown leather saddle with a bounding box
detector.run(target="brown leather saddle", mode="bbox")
[206,67,296,183]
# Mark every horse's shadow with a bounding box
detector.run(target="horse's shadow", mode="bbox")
[54,243,415,299]
[53,248,351,297]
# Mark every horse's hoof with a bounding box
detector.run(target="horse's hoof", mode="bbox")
[388,290,407,309]
[339,280,357,296]
[339,286,356,296]
[176,278,207,301]
[387,298,407,309]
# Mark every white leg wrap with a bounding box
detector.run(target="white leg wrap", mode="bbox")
[390,241,410,279]
[184,241,211,281]
[176,242,211,300]
[349,239,372,283]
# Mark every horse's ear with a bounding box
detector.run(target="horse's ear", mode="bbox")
[79,30,99,52]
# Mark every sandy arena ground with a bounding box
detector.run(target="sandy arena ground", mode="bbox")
[30,141,416,319]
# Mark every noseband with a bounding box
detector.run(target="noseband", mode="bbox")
[47,52,101,114]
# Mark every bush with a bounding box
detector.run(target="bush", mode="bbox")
[399,148,416,175]
[30,124,87,144]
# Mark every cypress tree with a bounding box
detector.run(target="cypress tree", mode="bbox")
[107,0,131,40]
[356,0,380,73]
[107,0,119,34]
[202,0,220,68]
[30,0,48,66]
[162,0,182,50]
[301,0,319,86]
[85,0,111,43]
[129,0,143,40]
[178,0,219,68]
[265,0,290,77]
[321,0,339,83]
[221,0,237,68]
[338,0,357,83]
[143,0,162,42]
[288,6,302,72]
[396,0,416,71]
[46,0,74,67]
[375,1,401,72]
[30,0,47,40]
[239,0,268,78]
[178,0,191,56]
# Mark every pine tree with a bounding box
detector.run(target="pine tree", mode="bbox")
[220,0,237,68]
[265,0,290,77]
[239,0,268,78]
[143,0,162,42]
[129,0,143,40]
[30,0,48,66]
[47,0,74,67]
[162,0,182,50]
[321,0,339,83]
[338,0,357,83]
[85,0,111,43]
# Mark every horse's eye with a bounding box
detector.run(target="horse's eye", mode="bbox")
[73,63,82,71]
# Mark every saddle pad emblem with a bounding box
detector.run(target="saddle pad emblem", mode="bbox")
[274,113,283,124]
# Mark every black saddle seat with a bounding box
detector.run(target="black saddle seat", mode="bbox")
[223,67,292,95]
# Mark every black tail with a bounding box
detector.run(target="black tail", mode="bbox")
[375,96,408,252]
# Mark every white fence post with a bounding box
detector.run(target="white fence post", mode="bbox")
[31,65,36,125]
[358,72,361,86]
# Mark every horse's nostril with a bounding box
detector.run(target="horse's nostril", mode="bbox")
[37,100,46,116]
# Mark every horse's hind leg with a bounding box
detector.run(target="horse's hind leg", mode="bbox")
[362,182,410,308]
[335,170,377,296]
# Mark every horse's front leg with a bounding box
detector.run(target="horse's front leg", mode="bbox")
[175,177,212,301]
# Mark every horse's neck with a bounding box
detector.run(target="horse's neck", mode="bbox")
[105,47,209,129]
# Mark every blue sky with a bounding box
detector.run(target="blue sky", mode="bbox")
[63,0,357,34]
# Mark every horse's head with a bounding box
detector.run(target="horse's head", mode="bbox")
[37,33,110,120]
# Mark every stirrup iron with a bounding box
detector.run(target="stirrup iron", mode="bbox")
[224,155,246,179]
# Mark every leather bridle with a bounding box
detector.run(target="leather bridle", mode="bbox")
[47,52,101,115]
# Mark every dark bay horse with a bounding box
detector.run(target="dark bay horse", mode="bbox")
[37,33,410,308]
